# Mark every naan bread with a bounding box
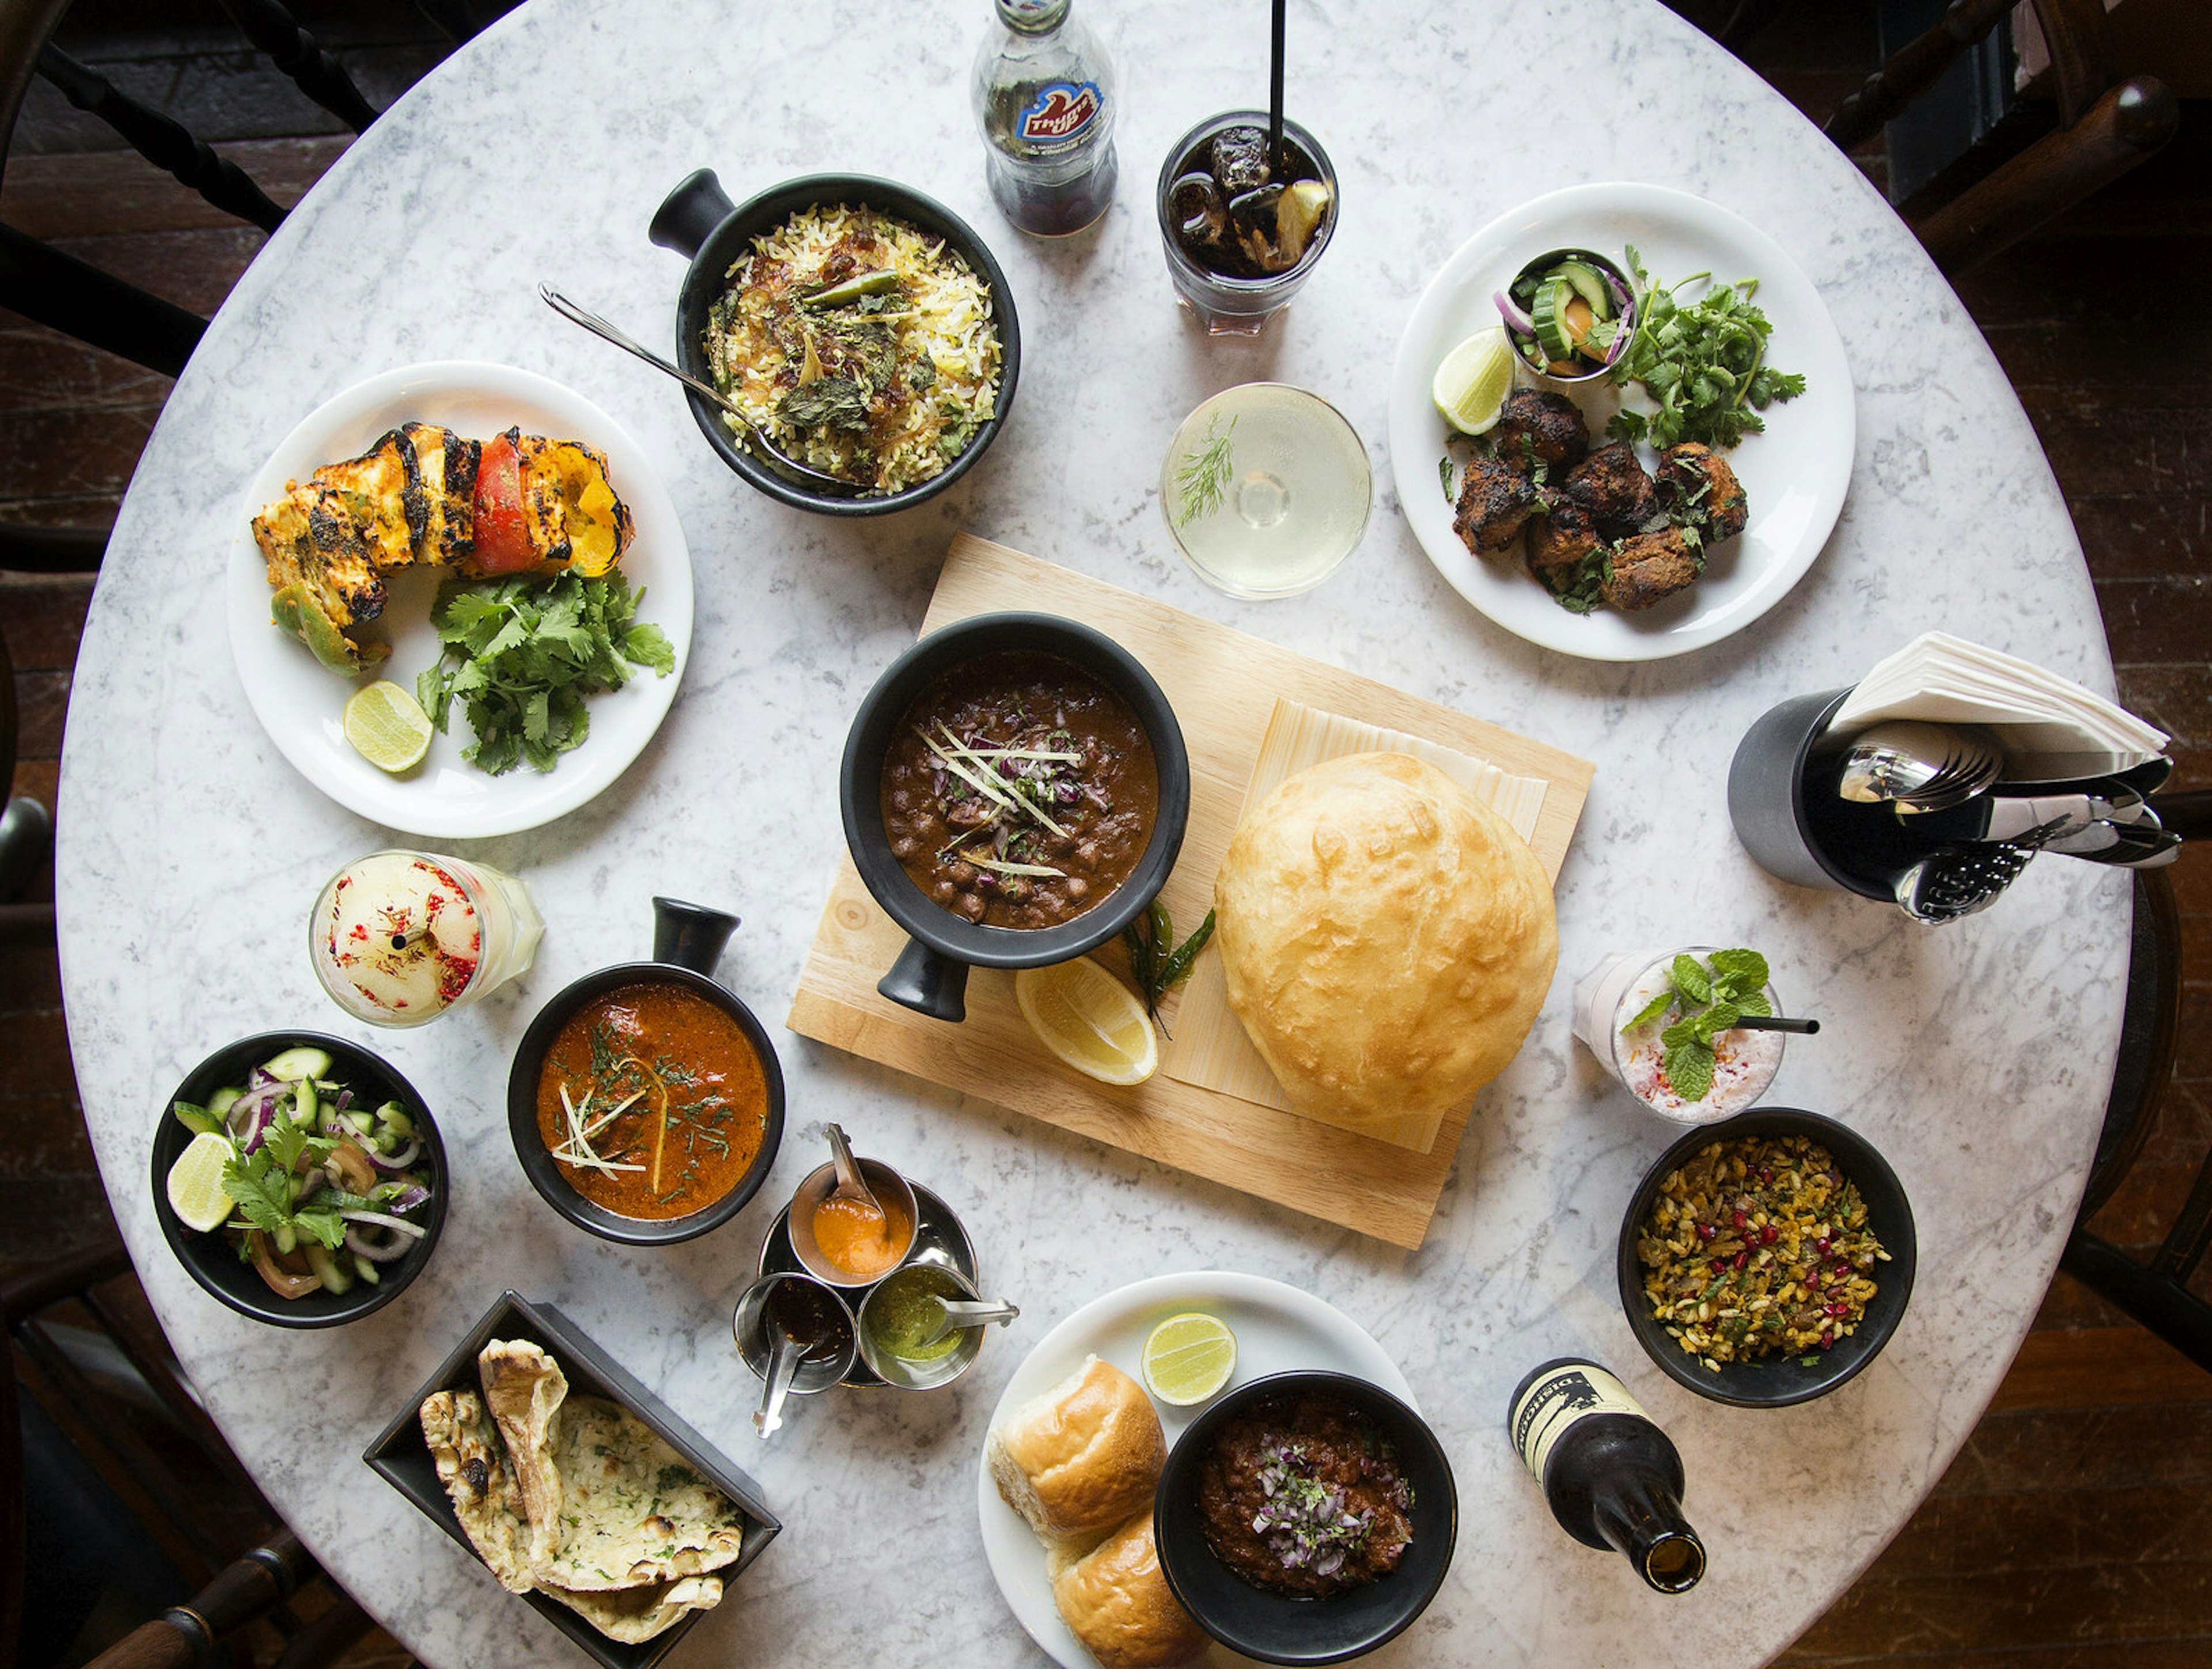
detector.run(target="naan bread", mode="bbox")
[540,1575,725,1643]
[419,1389,536,1594]
[479,1339,569,1572]
[533,1394,747,1591]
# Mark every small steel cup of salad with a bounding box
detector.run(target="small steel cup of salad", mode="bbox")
[1496,247,1637,385]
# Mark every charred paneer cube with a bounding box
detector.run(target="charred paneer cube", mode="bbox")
[1561,440,1660,539]
[1493,388,1589,473]
[1601,528,1702,612]
[1453,453,1541,555]
[400,422,480,566]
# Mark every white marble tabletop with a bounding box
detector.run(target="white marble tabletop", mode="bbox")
[55,1,2131,1664]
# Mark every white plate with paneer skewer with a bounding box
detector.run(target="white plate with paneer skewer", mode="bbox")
[229,361,692,837]
[1389,183,1852,662]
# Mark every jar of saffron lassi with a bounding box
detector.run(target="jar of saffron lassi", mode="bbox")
[309,851,542,1026]
[1571,945,1784,1122]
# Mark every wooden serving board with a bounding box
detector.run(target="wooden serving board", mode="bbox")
[785,535,1594,1249]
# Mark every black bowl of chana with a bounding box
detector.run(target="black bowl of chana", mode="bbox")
[1153,1371,1457,1666]
[839,612,1191,1023]
[649,168,1019,516]
[507,898,784,1247]
[1616,1107,1917,1408]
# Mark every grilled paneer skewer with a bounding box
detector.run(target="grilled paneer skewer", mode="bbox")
[253,423,631,674]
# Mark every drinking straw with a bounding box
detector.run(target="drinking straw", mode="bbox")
[1268,0,1286,175]
[1734,1015,1820,1035]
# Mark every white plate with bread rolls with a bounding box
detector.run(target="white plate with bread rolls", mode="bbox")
[978,1272,1414,1668]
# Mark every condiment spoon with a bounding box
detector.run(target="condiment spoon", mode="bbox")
[914,1295,1022,1350]
[753,1326,802,1438]
[824,1123,885,1220]
[537,284,861,496]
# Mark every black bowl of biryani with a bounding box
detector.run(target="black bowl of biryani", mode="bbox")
[649,168,1019,516]
[1153,1371,1457,1665]
[1616,1107,1917,1409]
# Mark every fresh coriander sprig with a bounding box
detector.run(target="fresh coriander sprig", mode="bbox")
[1173,415,1237,528]
[1620,947,1772,1103]
[1605,245,1806,452]
[1121,900,1216,1039]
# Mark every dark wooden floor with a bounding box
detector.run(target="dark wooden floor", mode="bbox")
[4,4,2209,1666]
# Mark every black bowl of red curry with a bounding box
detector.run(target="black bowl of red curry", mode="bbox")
[506,897,785,1247]
[839,612,1191,1023]
[1154,1371,1458,1665]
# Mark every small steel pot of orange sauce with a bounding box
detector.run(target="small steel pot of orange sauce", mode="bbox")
[785,1153,920,1289]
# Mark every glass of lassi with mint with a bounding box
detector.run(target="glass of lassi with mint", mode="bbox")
[309,850,543,1026]
[1572,946,1783,1122]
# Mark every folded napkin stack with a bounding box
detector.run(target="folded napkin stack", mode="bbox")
[1831,631,2168,776]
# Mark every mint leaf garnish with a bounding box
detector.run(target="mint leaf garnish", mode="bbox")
[1670,954,1712,1004]
[1692,1002,1741,1044]
[1622,988,1676,1033]
[1665,1040,1715,1103]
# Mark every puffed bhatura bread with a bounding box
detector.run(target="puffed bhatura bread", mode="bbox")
[1213,751,1558,1136]
[1052,1512,1208,1669]
[988,1356,1165,1544]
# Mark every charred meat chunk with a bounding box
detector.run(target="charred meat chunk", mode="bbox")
[1492,388,1589,473]
[1561,441,1659,539]
[1656,441,1748,542]
[1601,528,1702,612]
[1527,500,1603,591]
[1453,453,1541,555]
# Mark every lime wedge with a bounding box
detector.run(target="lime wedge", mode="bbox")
[166,1130,238,1233]
[1431,327,1515,435]
[1014,959,1158,1086]
[1142,1311,1238,1406]
[343,680,433,773]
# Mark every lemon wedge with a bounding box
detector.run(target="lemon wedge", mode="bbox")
[1142,1311,1238,1406]
[165,1131,237,1234]
[1014,959,1158,1086]
[343,680,433,773]
[1431,325,1515,435]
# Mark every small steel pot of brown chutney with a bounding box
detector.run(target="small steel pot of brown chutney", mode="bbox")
[839,613,1191,1023]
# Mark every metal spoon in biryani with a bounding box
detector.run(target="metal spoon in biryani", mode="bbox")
[538,284,862,496]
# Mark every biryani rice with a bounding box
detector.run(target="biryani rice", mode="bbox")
[704,204,1001,496]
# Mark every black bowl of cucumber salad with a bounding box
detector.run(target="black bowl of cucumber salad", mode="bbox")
[150,1031,446,1327]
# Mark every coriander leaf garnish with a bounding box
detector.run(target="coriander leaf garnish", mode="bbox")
[1173,415,1237,528]
[1604,248,1805,452]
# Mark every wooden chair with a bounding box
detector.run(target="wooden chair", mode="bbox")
[0,0,488,574]
[2061,792,2212,1376]
[1689,0,2180,277]
[3,1239,378,1669]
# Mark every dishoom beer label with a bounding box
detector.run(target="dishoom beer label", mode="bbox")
[1510,1361,1650,1481]
[1018,80,1103,145]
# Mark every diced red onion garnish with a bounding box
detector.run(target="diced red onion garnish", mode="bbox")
[1494,289,1535,336]
[345,1222,413,1262]
[337,1208,426,1239]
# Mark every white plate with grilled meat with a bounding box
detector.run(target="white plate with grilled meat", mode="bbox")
[228,362,692,838]
[976,1272,1415,1669]
[1388,183,1853,661]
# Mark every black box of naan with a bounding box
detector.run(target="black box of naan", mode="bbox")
[363,1289,781,1669]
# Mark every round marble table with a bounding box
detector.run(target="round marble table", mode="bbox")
[56,1,2132,1664]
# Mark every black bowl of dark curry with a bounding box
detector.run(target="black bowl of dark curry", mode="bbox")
[1155,1372,1457,1666]
[506,898,785,1246]
[840,613,1191,1023]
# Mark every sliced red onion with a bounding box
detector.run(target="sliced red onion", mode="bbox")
[338,1208,426,1239]
[381,1184,431,1213]
[345,1221,414,1262]
[365,1138,420,1173]
[1494,288,1535,336]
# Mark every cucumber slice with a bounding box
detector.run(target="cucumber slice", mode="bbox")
[262,1046,333,1082]
[304,1242,354,1296]
[374,1101,414,1139]
[172,1101,221,1138]
[207,1086,241,1116]
[292,1080,319,1128]
[1532,277,1579,364]
[1556,259,1613,320]
[355,1255,380,1285]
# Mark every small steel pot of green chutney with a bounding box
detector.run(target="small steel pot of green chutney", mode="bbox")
[855,1262,1018,1390]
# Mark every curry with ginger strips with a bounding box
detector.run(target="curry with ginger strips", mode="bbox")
[535,982,769,1219]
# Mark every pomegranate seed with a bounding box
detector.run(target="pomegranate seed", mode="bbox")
[1732,1251,1748,1272]
[1759,1167,1773,1183]
[1816,1238,1831,1255]
[1806,1270,1822,1291]
[1819,1333,1835,1350]
[1696,1222,1717,1242]
[1732,1210,1749,1230]
[1762,1225,1779,1245]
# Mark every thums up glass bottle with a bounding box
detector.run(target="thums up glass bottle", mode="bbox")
[973,0,1118,236]
[1508,1357,1707,1593]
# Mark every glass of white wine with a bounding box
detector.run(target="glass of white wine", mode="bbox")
[1160,383,1370,599]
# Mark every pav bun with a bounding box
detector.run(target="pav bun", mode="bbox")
[987,1356,1165,1543]
[1052,1512,1207,1668]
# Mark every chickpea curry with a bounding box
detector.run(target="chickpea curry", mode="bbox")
[878,650,1158,931]
[535,981,769,1220]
